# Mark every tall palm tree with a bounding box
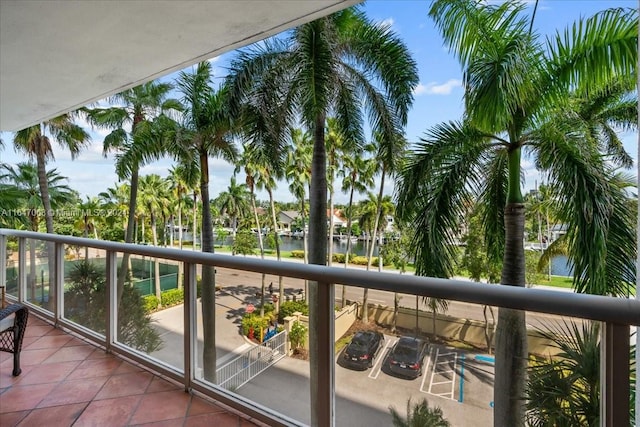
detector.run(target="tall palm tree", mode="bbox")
[13,113,90,236]
[75,196,102,260]
[338,143,375,307]
[168,165,193,249]
[227,10,417,416]
[362,131,406,321]
[215,176,250,236]
[85,81,180,302]
[396,2,637,424]
[13,114,90,301]
[325,118,350,265]
[98,183,130,240]
[173,61,238,383]
[139,174,170,305]
[1,163,74,300]
[286,128,312,264]
[237,143,269,315]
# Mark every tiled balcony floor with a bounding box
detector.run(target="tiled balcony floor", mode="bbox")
[0,314,263,426]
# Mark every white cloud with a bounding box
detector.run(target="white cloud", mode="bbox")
[413,79,462,96]
[380,17,394,28]
[207,56,220,63]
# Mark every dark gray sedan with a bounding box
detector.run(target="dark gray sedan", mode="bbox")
[342,331,384,370]
[387,336,428,379]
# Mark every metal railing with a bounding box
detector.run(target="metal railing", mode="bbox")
[217,330,287,391]
[1,229,638,426]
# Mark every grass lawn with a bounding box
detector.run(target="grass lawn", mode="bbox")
[536,275,574,289]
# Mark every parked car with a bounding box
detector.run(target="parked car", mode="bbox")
[387,336,428,379]
[342,331,384,370]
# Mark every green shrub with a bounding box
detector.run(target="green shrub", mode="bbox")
[289,321,308,350]
[259,302,276,315]
[290,250,305,259]
[351,256,369,265]
[143,295,159,313]
[332,253,346,263]
[241,313,270,338]
[278,300,309,323]
[161,288,184,307]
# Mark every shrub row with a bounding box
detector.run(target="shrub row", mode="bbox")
[291,250,387,266]
[143,288,185,313]
[278,300,308,323]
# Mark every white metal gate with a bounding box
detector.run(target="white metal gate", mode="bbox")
[216,330,287,391]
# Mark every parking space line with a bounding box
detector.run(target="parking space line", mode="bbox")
[369,337,395,379]
[419,345,433,392]
[427,348,458,401]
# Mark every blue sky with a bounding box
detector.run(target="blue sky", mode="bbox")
[1,0,637,204]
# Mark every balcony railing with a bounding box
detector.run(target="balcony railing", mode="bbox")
[1,229,638,426]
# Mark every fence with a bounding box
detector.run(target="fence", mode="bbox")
[216,330,287,391]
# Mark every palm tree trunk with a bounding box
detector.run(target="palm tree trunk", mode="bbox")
[151,214,162,308]
[362,170,386,322]
[178,198,183,249]
[328,175,335,266]
[199,152,216,383]
[36,147,56,309]
[193,192,197,251]
[342,182,356,308]
[118,168,139,306]
[494,202,528,427]
[251,190,267,317]
[308,112,329,427]
[83,218,89,260]
[268,189,284,310]
[300,198,309,298]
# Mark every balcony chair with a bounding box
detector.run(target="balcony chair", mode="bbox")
[0,286,29,376]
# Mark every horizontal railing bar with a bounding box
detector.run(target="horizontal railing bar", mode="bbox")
[2,229,639,326]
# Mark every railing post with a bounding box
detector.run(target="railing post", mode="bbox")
[600,322,630,427]
[54,242,64,324]
[105,250,117,352]
[0,234,6,294]
[183,262,196,391]
[314,280,335,427]
[18,237,25,302]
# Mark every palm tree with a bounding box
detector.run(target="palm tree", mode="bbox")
[85,81,181,302]
[396,2,637,424]
[75,196,102,260]
[168,165,193,249]
[286,128,312,260]
[362,131,406,322]
[98,183,130,240]
[325,118,350,265]
[227,8,417,418]
[215,176,250,237]
[237,143,269,315]
[389,398,450,427]
[13,114,90,236]
[139,174,170,305]
[13,114,90,300]
[173,61,238,383]
[525,321,603,426]
[1,163,74,300]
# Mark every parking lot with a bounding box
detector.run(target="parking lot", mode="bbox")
[334,334,495,426]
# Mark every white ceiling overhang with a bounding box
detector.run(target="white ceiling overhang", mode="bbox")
[0,0,359,132]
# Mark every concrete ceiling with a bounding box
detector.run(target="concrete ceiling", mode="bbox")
[0,0,358,132]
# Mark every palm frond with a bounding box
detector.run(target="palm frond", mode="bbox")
[546,7,638,94]
[396,121,490,278]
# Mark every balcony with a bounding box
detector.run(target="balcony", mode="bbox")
[1,229,638,426]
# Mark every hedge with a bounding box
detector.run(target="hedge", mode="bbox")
[278,300,309,323]
[161,288,184,307]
